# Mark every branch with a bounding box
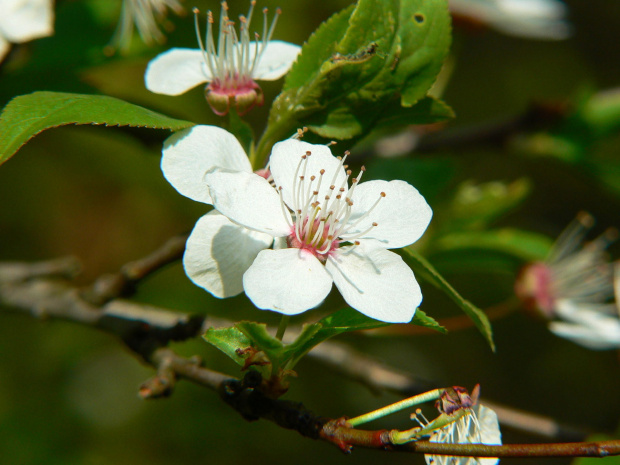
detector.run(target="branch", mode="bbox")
[0,256,613,459]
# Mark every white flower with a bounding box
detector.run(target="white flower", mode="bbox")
[449,0,570,40]
[515,213,620,349]
[203,139,431,322]
[145,1,301,115]
[0,0,54,61]
[162,126,432,322]
[425,403,502,465]
[107,0,184,54]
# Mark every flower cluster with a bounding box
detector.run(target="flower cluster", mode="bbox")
[515,212,620,349]
[162,125,432,323]
[145,1,300,115]
[0,0,54,61]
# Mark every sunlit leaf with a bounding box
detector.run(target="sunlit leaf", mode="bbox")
[0,91,194,165]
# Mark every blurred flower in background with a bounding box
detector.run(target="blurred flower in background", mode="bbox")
[106,0,185,55]
[515,213,620,349]
[145,1,301,115]
[0,0,54,61]
[449,0,571,40]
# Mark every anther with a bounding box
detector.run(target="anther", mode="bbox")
[380,192,386,197]
[310,175,316,181]
[372,222,378,226]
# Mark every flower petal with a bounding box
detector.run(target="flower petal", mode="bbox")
[243,248,333,315]
[251,40,301,80]
[184,211,273,298]
[326,243,420,323]
[0,36,9,60]
[145,48,209,95]
[0,0,54,43]
[205,169,291,236]
[162,125,252,204]
[550,300,620,349]
[344,180,432,249]
[269,139,348,210]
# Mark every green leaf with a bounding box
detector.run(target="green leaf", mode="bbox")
[203,326,254,367]
[255,0,451,165]
[434,228,553,263]
[372,96,455,131]
[402,248,495,350]
[0,91,194,166]
[411,309,446,334]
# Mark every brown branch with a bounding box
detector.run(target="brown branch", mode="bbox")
[1,257,613,458]
[82,233,188,305]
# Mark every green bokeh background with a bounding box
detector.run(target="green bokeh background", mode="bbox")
[1,1,619,464]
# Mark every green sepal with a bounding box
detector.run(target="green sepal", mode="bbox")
[0,91,194,166]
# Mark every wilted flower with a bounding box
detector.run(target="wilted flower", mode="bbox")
[515,213,620,349]
[145,1,301,115]
[163,126,432,322]
[449,0,571,40]
[421,386,502,465]
[0,0,54,61]
[107,0,184,54]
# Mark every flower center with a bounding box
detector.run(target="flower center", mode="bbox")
[278,151,386,262]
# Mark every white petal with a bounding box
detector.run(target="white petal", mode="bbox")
[162,125,251,204]
[184,211,273,298]
[549,320,620,350]
[205,169,291,236]
[0,0,54,43]
[145,48,209,96]
[476,404,502,445]
[243,248,333,315]
[345,180,432,249]
[251,40,301,80]
[269,139,348,210]
[326,243,420,323]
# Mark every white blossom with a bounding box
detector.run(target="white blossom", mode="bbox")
[163,126,432,322]
[0,0,54,61]
[145,1,300,115]
[515,213,620,349]
[449,0,570,40]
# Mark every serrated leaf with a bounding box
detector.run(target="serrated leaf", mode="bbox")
[411,309,446,334]
[255,0,451,164]
[373,96,455,130]
[402,248,495,350]
[203,326,254,367]
[0,91,194,166]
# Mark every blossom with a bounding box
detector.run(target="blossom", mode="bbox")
[145,1,301,115]
[107,0,184,54]
[163,126,432,322]
[515,213,620,349]
[449,0,571,40]
[0,0,54,61]
[422,387,502,465]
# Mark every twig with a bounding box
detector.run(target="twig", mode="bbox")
[0,257,606,457]
[83,233,188,305]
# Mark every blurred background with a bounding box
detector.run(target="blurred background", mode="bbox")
[0,0,619,464]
